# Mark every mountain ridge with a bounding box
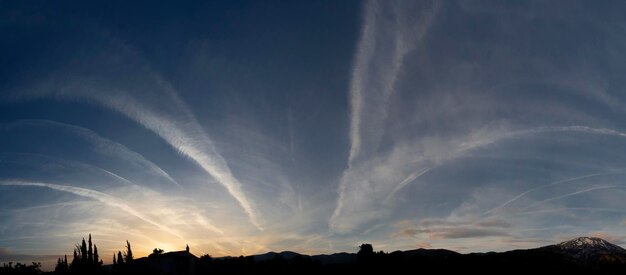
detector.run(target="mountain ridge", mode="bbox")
[126,236,626,274]
[235,236,626,265]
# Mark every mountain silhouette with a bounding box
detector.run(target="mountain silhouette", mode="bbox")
[549,236,626,261]
[518,236,626,267]
[235,236,626,274]
[6,236,626,274]
[252,251,301,262]
[243,237,625,265]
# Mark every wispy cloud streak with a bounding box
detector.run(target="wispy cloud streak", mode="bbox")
[93,90,263,229]
[484,173,616,215]
[2,119,181,189]
[0,180,184,239]
[334,0,440,233]
[333,122,626,232]
[521,185,621,212]
[14,43,263,229]
[348,0,440,165]
[385,167,431,202]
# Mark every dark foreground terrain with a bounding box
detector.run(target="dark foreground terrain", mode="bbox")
[3,236,626,275]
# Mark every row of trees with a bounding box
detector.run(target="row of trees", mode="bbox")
[54,234,102,273]
[54,234,133,274]
[112,241,133,267]
[0,262,42,275]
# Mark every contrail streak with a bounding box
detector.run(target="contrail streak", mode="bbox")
[515,207,626,217]
[459,126,626,153]
[334,0,440,232]
[385,167,431,202]
[0,152,225,235]
[347,0,377,166]
[379,124,626,221]
[348,0,440,165]
[483,173,615,215]
[0,180,185,239]
[1,120,182,189]
[92,83,262,229]
[520,185,619,212]
[0,152,139,188]
[13,53,263,228]
[334,123,626,231]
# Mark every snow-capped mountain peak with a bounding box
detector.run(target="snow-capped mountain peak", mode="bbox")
[557,237,619,250]
[549,237,626,261]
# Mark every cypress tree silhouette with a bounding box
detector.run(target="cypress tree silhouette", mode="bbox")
[124,240,133,263]
[88,234,93,266]
[71,249,79,269]
[80,238,87,265]
[117,251,124,265]
[55,254,69,273]
[94,244,101,266]
[55,258,62,272]
[63,234,105,273]
[113,253,117,266]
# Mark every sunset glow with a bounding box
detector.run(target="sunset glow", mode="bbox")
[3,0,626,271]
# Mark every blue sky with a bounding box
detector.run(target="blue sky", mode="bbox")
[3,0,626,269]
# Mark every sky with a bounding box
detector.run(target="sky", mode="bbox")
[3,0,626,270]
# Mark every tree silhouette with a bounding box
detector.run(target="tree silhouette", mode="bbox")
[117,251,124,265]
[87,234,93,266]
[62,234,104,273]
[54,256,69,273]
[1,262,41,274]
[113,253,117,266]
[80,238,87,265]
[357,243,375,264]
[71,249,79,269]
[124,240,133,263]
[358,244,374,257]
[94,244,101,266]
[151,248,164,256]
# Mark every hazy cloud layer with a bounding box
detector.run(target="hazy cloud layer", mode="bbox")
[331,0,626,238]
[3,1,626,269]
